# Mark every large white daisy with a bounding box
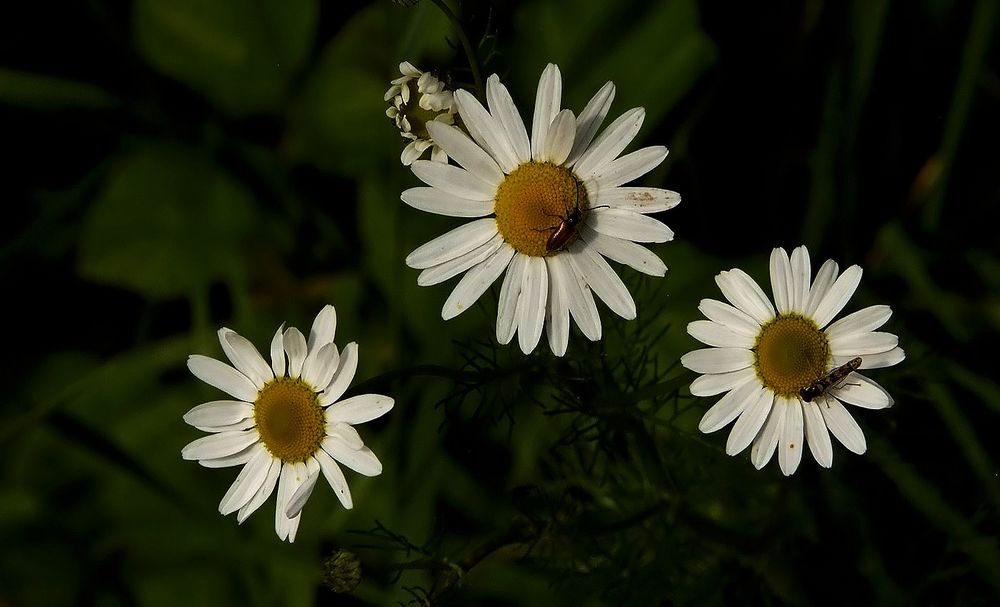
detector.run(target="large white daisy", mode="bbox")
[181,305,393,542]
[681,246,905,475]
[402,63,679,356]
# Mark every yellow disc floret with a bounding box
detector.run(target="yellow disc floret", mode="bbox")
[494,162,588,257]
[753,314,830,398]
[254,377,325,463]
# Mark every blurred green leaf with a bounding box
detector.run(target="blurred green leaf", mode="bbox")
[133,0,318,114]
[926,383,1000,508]
[871,435,1000,593]
[877,222,971,340]
[286,4,398,174]
[0,68,118,109]
[512,0,715,128]
[78,145,254,298]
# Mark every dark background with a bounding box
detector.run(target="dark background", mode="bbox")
[2,0,998,605]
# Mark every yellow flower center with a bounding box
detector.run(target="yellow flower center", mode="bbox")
[493,162,589,257]
[253,377,325,463]
[753,314,831,398]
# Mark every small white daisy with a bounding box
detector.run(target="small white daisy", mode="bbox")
[181,305,393,542]
[681,246,905,475]
[385,61,458,165]
[402,63,679,356]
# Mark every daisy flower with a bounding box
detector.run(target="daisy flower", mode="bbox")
[681,246,905,475]
[402,63,679,356]
[181,305,393,542]
[385,61,458,165]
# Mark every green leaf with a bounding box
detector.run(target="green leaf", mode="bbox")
[286,4,398,174]
[0,68,118,109]
[78,145,255,298]
[511,0,716,127]
[133,0,318,115]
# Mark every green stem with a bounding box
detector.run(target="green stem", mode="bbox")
[430,0,485,101]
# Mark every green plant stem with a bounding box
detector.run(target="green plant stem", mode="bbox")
[430,0,485,101]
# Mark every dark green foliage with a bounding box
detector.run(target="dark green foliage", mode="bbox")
[1,0,998,605]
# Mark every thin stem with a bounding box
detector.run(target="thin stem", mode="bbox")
[430,0,485,101]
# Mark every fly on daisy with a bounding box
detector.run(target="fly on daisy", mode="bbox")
[181,305,393,542]
[681,246,904,475]
[401,63,680,356]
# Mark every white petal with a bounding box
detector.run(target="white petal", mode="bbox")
[515,256,548,354]
[824,305,893,340]
[195,417,256,433]
[285,459,321,519]
[715,269,776,325]
[599,187,681,213]
[219,329,273,389]
[697,299,760,336]
[401,186,494,218]
[326,422,364,449]
[542,109,576,165]
[698,378,761,433]
[282,327,308,379]
[592,146,668,190]
[411,160,497,201]
[567,81,615,166]
[778,399,804,476]
[454,89,519,172]
[496,253,526,344]
[813,265,863,328]
[199,443,256,468]
[687,320,755,349]
[187,355,259,402]
[418,233,504,287]
[323,437,383,477]
[574,107,645,177]
[853,347,905,369]
[315,448,353,509]
[486,74,530,164]
[301,342,340,392]
[803,400,833,468]
[680,347,754,374]
[769,248,793,314]
[589,208,673,243]
[441,243,515,320]
[819,397,867,454]
[545,256,570,356]
[269,324,286,377]
[750,400,785,469]
[530,63,562,161]
[237,456,279,523]
[274,463,302,542]
[789,245,811,312]
[308,305,337,351]
[690,367,756,397]
[828,331,899,356]
[569,244,636,320]
[406,218,499,269]
[426,121,504,186]
[805,259,839,316]
[583,229,666,277]
[829,373,894,409]
[219,444,271,515]
[181,429,258,460]
[725,387,774,456]
[558,253,602,341]
[184,400,253,428]
[326,394,394,424]
[400,140,424,165]
[321,342,358,406]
